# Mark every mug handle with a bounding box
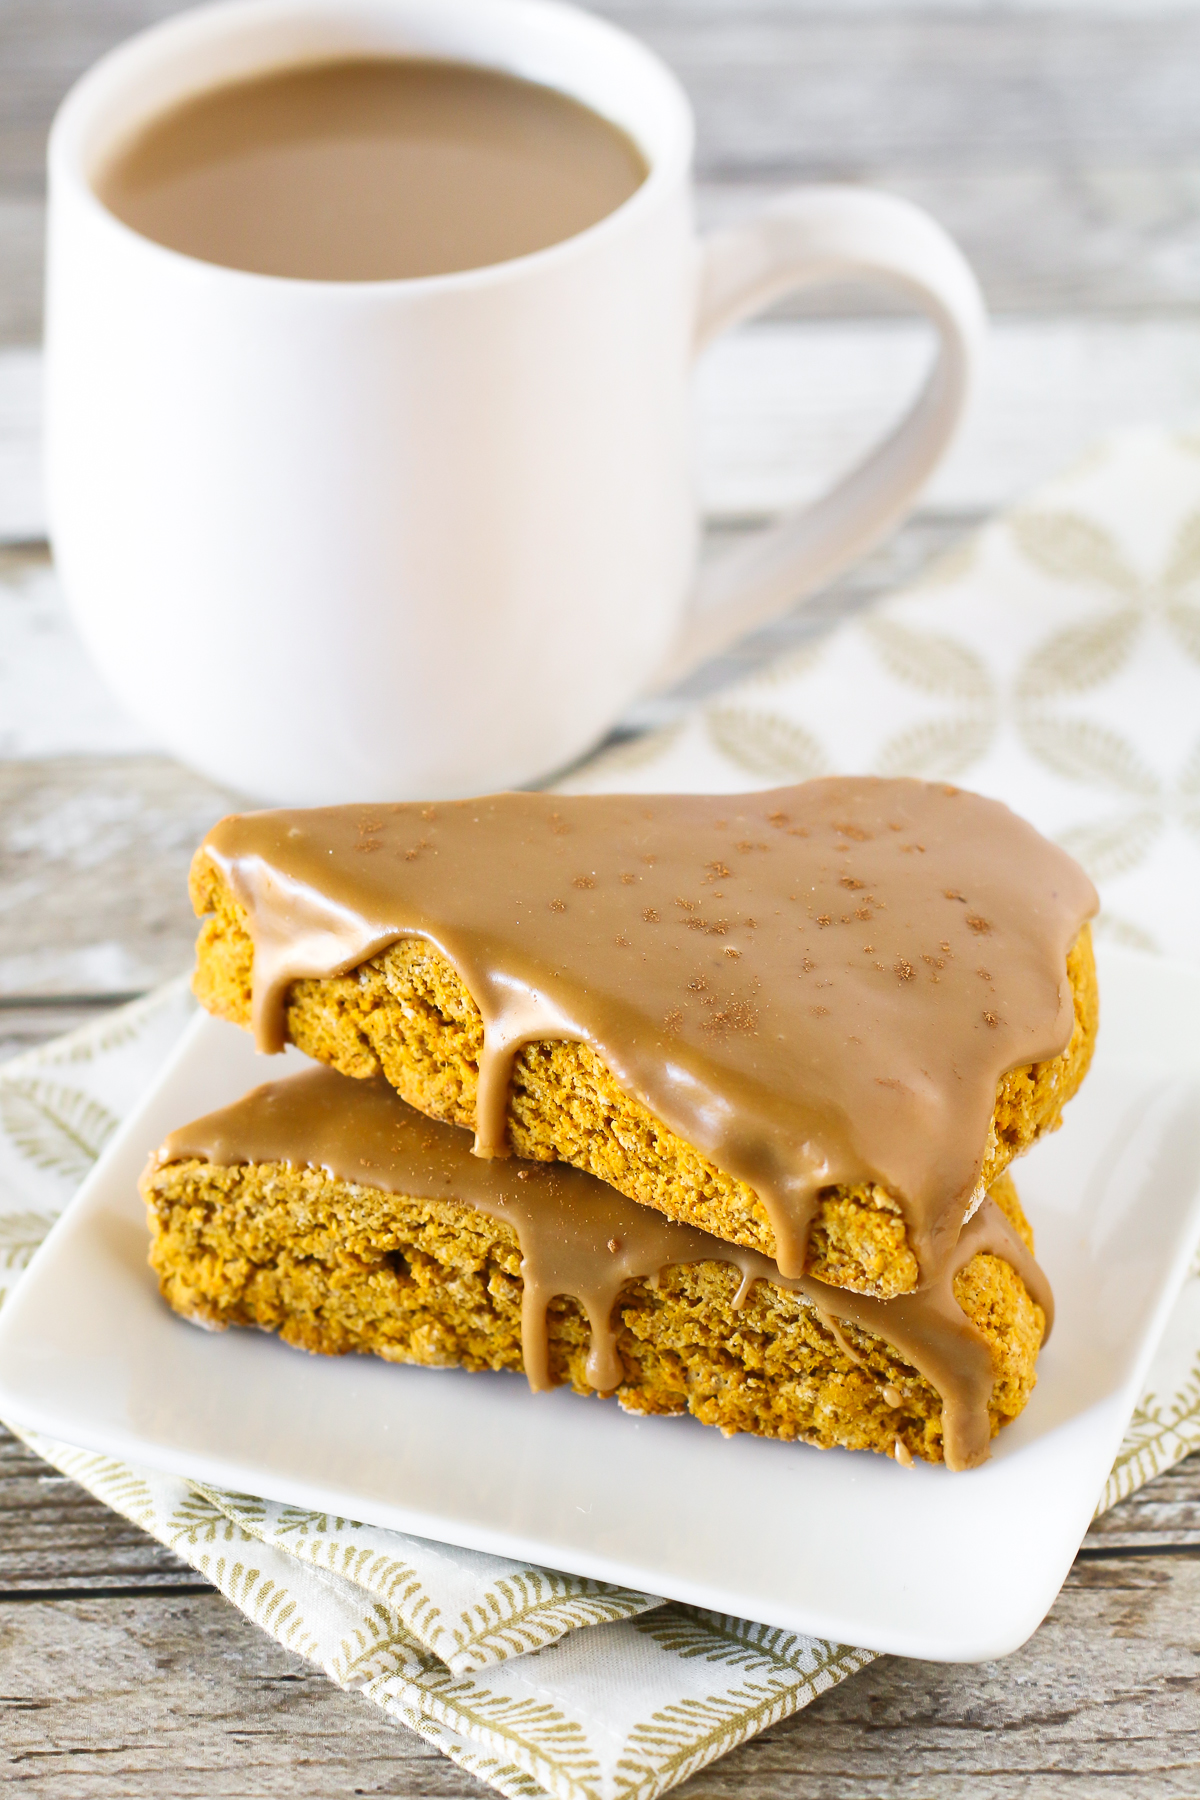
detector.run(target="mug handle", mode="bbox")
[655,186,986,686]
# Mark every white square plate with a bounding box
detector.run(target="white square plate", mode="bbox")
[2,944,1199,1662]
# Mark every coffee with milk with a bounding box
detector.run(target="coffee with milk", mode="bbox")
[96,57,647,280]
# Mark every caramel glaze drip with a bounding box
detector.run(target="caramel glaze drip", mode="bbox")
[155,1065,1054,1471]
[196,778,1097,1284]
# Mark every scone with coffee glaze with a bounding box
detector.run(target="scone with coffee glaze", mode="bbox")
[142,1064,1054,1471]
[189,777,1099,1301]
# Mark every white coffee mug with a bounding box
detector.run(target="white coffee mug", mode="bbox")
[46,0,985,804]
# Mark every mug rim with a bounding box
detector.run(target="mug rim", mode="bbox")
[48,0,695,298]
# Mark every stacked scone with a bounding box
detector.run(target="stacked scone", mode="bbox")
[142,777,1099,1471]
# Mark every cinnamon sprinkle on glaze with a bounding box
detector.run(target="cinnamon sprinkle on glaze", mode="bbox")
[195,778,1097,1286]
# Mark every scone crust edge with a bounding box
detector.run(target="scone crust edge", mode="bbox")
[190,853,1096,1300]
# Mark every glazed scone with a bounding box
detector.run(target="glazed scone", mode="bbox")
[193,867,1096,1300]
[141,1065,1054,1472]
[189,780,1099,1300]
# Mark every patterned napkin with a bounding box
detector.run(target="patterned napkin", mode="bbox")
[3,425,1200,1797]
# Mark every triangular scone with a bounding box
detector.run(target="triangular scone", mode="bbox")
[142,1063,1053,1471]
[189,777,1098,1299]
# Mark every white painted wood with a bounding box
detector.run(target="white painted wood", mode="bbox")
[696,166,1200,318]
[0,546,155,756]
[602,2,1200,14]
[0,199,44,346]
[695,317,1200,518]
[0,349,42,541]
[0,754,237,998]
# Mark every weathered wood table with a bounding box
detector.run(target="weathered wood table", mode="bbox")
[2,2,1199,1791]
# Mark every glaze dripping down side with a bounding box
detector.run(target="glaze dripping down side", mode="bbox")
[151,1064,1054,1471]
[194,780,1097,1286]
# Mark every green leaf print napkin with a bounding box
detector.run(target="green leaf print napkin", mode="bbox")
[4,427,1200,1798]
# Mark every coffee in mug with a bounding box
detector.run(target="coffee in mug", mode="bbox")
[95,57,648,281]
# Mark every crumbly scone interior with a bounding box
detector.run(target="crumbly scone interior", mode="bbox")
[190,857,1097,1300]
[144,1144,1044,1470]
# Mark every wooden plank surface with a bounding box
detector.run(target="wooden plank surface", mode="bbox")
[2,1,1199,1793]
[5,1561,1200,1797]
[0,1427,197,1594]
[1,1414,1198,1797]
